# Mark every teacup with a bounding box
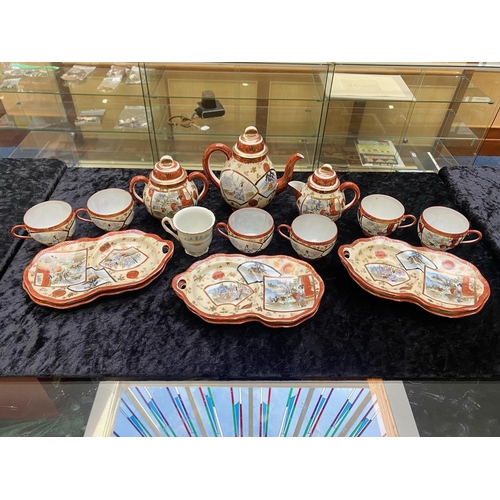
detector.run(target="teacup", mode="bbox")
[357,194,417,237]
[418,206,482,251]
[277,214,338,261]
[216,208,274,254]
[11,200,76,246]
[75,188,135,232]
[162,206,215,257]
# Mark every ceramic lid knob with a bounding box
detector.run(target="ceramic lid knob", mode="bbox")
[233,126,269,158]
[151,155,187,185]
[309,164,340,190]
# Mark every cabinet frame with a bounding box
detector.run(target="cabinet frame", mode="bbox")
[0,62,498,171]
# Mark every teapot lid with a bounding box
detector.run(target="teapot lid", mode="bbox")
[308,164,340,191]
[151,155,187,185]
[233,126,268,159]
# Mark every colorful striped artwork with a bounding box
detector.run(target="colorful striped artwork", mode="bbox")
[112,384,388,437]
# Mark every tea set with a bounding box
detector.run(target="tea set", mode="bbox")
[11,125,489,319]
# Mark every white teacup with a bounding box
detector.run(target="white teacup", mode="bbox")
[216,208,274,254]
[418,206,482,251]
[277,214,338,261]
[75,188,135,232]
[162,206,215,257]
[357,194,416,237]
[11,200,76,246]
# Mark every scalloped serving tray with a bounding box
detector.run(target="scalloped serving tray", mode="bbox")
[23,229,174,308]
[172,254,325,327]
[338,236,490,318]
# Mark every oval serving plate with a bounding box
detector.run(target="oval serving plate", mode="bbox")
[338,236,490,318]
[23,229,174,308]
[172,254,325,327]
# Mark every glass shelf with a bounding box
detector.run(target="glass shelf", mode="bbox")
[319,136,459,172]
[0,62,497,171]
[144,63,329,102]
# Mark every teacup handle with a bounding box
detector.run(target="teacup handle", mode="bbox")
[215,222,230,240]
[340,182,361,212]
[75,208,93,223]
[277,224,292,241]
[188,172,209,202]
[398,214,417,229]
[161,216,180,242]
[10,224,32,240]
[129,175,149,205]
[461,229,483,245]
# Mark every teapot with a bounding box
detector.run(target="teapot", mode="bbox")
[288,164,360,221]
[130,155,209,220]
[201,126,304,210]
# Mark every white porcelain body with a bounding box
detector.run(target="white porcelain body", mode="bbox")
[417,206,483,251]
[202,126,303,210]
[288,165,360,222]
[75,188,135,231]
[216,207,274,254]
[11,200,76,246]
[277,213,338,261]
[129,156,209,220]
[161,206,215,257]
[357,194,417,236]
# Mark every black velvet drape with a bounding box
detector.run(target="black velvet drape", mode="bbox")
[0,165,499,380]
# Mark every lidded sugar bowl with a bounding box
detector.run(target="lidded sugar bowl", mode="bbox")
[202,125,304,210]
[288,164,360,221]
[130,155,209,220]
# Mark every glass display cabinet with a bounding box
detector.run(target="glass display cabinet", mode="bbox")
[0,62,155,167]
[0,62,498,171]
[141,62,330,171]
[318,62,500,172]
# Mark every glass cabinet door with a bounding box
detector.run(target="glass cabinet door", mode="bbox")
[141,62,331,171]
[2,62,499,170]
[319,63,499,172]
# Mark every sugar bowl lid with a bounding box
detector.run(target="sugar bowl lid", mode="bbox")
[308,164,340,191]
[151,155,187,185]
[233,126,268,159]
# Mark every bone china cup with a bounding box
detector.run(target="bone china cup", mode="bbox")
[216,208,274,254]
[162,206,215,257]
[418,206,482,251]
[75,188,135,231]
[11,200,76,246]
[357,194,417,237]
[277,214,338,261]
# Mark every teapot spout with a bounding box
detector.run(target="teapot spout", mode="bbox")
[276,153,304,195]
[288,180,305,200]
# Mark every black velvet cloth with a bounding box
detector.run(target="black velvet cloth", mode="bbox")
[0,166,499,380]
[0,158,67,280]
[439,165,500,262]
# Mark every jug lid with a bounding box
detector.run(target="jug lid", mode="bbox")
[233,126,268,159]
[151,155,187,185]
[308,164,340,191]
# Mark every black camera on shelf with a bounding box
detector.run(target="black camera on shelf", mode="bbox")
[194,90,225,119]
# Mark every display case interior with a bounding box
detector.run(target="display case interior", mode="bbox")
[0,62,499,171]
[318,63,500,172]
[142,62,329,171]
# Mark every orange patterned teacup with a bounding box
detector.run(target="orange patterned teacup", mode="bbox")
[11,200,76,246]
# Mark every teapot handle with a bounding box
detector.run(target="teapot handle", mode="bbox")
[129,175,149,205]
[187,172,209,202]
[201,143,232,190]
[340,182,361,212]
